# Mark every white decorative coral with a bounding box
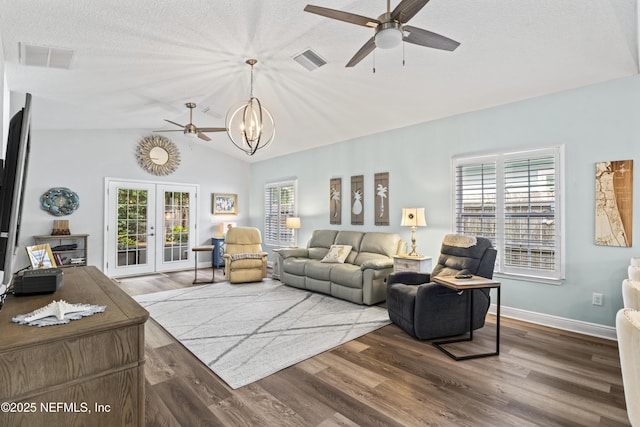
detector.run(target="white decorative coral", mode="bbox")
[12,299,106,327]
[24,300,92,322]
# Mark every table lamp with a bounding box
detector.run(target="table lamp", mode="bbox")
[401,208,426,256]
[285,217,301,247]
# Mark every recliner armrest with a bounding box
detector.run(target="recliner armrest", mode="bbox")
[476,248,497,279]
[388,271,431,286]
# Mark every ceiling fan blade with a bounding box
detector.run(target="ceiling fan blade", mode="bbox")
[153,130,184,132]
[403,25,460,51]
[391,0,430,23]
[346,37,376,67]
[304,5,379,28]
[197,133,212,142]
[197,127,227,132]
[164,119,186,128]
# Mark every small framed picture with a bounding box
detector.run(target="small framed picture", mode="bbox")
[25,244,57,269]
[213,193,238,215]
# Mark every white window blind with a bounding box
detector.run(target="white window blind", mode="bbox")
[264,180,297,246]
[454,147,564,281]
[455,162,497,241]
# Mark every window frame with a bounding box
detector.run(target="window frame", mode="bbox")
[452,146,565,284]
[264,179,298,247]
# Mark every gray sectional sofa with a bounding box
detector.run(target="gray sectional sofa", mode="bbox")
[276,229,405,305]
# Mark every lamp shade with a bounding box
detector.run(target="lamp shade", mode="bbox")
[286,217,301,229]
[401,208,426,227]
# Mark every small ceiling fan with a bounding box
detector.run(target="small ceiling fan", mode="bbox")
[154,102,226,142]
[304,0,460,67]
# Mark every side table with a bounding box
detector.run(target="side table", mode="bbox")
[393,255,432,273]
[272,248,283,280]
[192,245,215,284]
[432,275,501,361]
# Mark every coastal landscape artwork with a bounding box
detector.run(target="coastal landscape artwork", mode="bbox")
[595,160,633,247]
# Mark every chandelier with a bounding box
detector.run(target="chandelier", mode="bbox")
[226,59,275,156]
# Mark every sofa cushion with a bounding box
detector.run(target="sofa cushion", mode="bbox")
[283,258,308,276]
[331,284,363,305]
[307,230,339,260]
[335,231,364,264]
[330,263,363,288]
[306,277,331,295]
[306,260,333,281]
[321,245,352,263]
[354,232,400,265]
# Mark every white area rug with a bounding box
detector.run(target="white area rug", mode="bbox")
[134,279,390,389]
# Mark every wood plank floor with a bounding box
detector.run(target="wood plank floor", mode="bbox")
[116,269,630,427]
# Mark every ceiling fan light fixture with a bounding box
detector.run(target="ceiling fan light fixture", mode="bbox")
[184,124,198,136]
[375,22,402,49]
[226,59,275,156]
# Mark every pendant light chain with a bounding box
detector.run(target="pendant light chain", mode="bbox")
[249,62,254,98]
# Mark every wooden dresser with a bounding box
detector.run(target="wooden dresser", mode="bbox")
[0,266,148,426]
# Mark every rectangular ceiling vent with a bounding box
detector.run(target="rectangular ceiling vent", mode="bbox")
[19,43,75,69]
[293,48,327,71]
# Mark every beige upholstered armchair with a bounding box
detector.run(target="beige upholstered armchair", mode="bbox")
[223,227,268,284]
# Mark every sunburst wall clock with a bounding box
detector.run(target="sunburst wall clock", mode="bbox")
[136,135,180,176]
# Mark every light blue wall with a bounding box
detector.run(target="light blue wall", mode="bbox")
[19,129,251,269]
[250,74,640,327]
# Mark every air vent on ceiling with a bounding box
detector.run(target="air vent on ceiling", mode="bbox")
[292,48,327,71]
[19,43,75,69]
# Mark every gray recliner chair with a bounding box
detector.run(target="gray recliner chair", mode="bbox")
[386,235,497,340]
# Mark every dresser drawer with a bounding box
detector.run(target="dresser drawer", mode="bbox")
[393,256,432,273]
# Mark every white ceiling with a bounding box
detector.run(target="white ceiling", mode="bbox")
[0,0,638,162]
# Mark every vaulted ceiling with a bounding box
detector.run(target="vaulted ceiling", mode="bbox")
[1,0,637,162]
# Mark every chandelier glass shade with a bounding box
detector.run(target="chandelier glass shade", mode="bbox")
[226,59,275,156]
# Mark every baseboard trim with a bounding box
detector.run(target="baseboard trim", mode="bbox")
[488,304,617,341]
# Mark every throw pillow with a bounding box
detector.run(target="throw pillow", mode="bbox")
[321,245,352,263]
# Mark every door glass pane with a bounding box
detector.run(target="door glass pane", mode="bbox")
[117,189,149,267]
[163,191,190,262]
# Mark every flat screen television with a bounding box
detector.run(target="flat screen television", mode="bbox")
[0,93,32,307]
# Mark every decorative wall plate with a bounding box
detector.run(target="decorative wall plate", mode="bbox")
[137,135,180,176]
[40,187,80,216]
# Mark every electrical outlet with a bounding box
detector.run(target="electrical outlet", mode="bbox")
[592,292,604,306]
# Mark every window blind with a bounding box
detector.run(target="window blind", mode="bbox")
[503,156,557,272]
[455,162,497,242]
[264,180,296,246]
[454,147,563,281]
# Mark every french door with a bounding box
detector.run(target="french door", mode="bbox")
[105,180,197,277]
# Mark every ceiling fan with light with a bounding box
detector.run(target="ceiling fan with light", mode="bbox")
[304,0,460,67]
[154,102,226,142]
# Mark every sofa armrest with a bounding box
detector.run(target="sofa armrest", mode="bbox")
[388,271,431,286]
[360,259,393,270]
[279,248,309,259]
